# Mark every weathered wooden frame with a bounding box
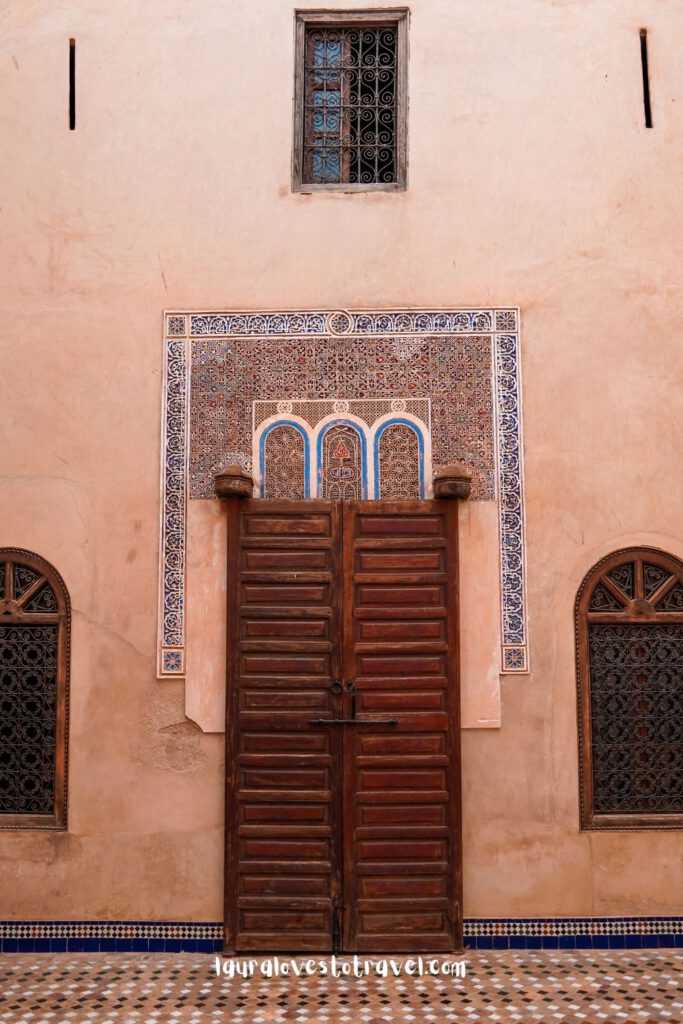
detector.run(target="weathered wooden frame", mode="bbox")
[292,9,409,193]
[0,548,70,830]
[576,546,683,831]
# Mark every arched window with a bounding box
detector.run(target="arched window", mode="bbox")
[318,421,367,499]
[261,422,308,499]
[0,549,69,829]
[374,420,424,499]
[576,547,683,830]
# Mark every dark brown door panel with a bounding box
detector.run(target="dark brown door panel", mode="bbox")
[224,499,462,953]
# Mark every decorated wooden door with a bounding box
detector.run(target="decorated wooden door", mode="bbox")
[223,499,462,953]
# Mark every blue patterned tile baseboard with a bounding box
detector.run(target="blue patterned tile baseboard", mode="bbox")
[0,921,222,954]
[0,918,681,953]
[464,918,683,950]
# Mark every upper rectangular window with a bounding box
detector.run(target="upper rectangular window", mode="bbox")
[293,10,408,192]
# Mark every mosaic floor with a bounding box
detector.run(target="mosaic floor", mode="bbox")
[0,950,680,1023]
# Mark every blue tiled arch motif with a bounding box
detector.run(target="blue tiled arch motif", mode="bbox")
[373,417,425,500]
[317,419,368,499]
[259,420,310,498]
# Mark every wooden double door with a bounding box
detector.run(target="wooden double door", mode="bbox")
[224,499,463,952]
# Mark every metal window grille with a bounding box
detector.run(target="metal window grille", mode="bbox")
[576,548,683,830]
[294,12,407,191]
[0,550,69,829]
[304,26,397,184]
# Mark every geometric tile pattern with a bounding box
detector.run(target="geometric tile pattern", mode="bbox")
[0,950,681,1023]
[158,335,188,677]
[2,918,682,953]
[192,340,489,500]
[158,309,528,678]
[376,420,424,501]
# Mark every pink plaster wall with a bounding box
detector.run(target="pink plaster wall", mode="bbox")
[1,0,682,920]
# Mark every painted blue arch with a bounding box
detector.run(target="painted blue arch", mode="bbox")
[373,418,426,499]
[316,419,368,498]
[259,419,310,498]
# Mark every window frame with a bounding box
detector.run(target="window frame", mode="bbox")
[292,9,409,193]
[576,546,683,831]
[0,548,70,830]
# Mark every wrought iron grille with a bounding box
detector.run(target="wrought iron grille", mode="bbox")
[0,552,67,825]
[0,624,58,814]
[578,548,683,827]
[589,624,683,814]
[303,26,398,184]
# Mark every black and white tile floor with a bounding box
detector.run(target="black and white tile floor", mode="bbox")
[0,950,681,1023]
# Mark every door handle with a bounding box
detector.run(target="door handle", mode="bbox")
[309,718,398,726]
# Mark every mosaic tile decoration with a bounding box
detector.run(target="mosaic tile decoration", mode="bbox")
[2,918,681,954]
[158,334,188,677]
[191,336,491,500]
[158,309,528,678]
[2,950,683,1024]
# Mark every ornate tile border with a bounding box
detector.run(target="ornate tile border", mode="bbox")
[2,918,681,952]
[158,332,188,676]
[158,308,528,678]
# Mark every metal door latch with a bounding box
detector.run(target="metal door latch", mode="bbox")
[310,717,398,726]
